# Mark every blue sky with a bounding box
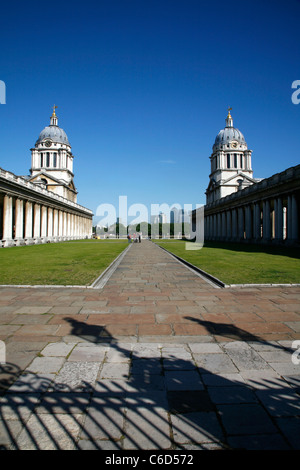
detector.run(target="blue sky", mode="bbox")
[0,0,299,225]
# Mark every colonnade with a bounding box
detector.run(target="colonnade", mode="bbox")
[204,192,299,245]
[0,194,93,247]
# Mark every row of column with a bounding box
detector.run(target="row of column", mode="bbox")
[1,195,92,247]
[205,193,299,244]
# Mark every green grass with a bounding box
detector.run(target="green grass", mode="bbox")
[0,239,128,286]
[153,240,300,285]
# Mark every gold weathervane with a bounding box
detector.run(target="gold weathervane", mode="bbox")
[52,104,58,116]
[227,106,232,117]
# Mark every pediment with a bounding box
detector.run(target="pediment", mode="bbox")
[29,171,59,185]
[222,172,256,185]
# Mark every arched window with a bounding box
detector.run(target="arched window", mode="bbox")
[53,152,57,167]
[234,154,237,168]
[46,152,50,167]
[227,154,231,169]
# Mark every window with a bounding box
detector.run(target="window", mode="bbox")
[53,152,57,167]
[227,154,230,168]
[40,153,43,167]
[240,154,243,168]
[46,152,50,167]
[234,154,237,168]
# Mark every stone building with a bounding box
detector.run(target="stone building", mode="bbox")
[0,107,93,247]
[206,108,261,204]
[192,110,299,246]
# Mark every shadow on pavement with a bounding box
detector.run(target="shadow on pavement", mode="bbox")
[0,318,299,450]
[184,316,295,351]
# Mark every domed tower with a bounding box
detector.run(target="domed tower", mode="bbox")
[206,108,256,204]
[29,106,77,202]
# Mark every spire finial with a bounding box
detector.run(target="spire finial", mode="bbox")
[50,105,58,126]
[226,107,233,127]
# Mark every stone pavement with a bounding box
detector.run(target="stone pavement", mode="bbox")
[0,240,300,450]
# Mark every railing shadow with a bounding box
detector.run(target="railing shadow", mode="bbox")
[0,318,299,450]
[184,316,295,352]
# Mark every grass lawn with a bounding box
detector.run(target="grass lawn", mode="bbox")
[153,240,300,285]
[0,239,128,286]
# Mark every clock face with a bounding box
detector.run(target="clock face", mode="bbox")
[45,140,52,147]
[231,141,238,149]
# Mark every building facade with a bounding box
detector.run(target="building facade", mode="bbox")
[204,164,300,245]
[206,108,261,204]
[192,110,300,246]
[0,107,93,247]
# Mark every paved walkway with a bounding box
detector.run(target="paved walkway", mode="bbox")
[0,240,300,449]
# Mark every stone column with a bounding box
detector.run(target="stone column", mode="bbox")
[231,209,237,240]
[53,209,59,240]
[245,205,252,241]
[76,215,79,238]
[287,194,299,242]
[87,218,90,238]
[226,211,231,239]
[41,206,48,242]
[206,215,211,240]
[217,213,221,239]
[283,206,287,240]
[67,213,71,238]
[71,213,75,239]
[211,214,216,239]
[15,198,25,245]
[253,203,261,240]
[25,201,34,244]
[209,215,213,239]
[84,218,88,238]
[63,212,67,239]
[58,210,63,239]
[47,208,53,239]
[275,197,283,242]
[277,197,283,241]
[221,212,226,239]
[291,194,298,241]
[3,194,14,246]
[77,216,81,238]
[33,203,41,242]
[238,207,244,240]
[263,200,271,241]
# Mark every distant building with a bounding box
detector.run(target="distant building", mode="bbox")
[170,206,184,224]
[151,212,167,225]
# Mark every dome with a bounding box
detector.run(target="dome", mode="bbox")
[214,127,246,146]
[35,106,70,146]
[213,109,247,150]
[36,125,70,145]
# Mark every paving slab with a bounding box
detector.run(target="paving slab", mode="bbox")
[171,412,224,445]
